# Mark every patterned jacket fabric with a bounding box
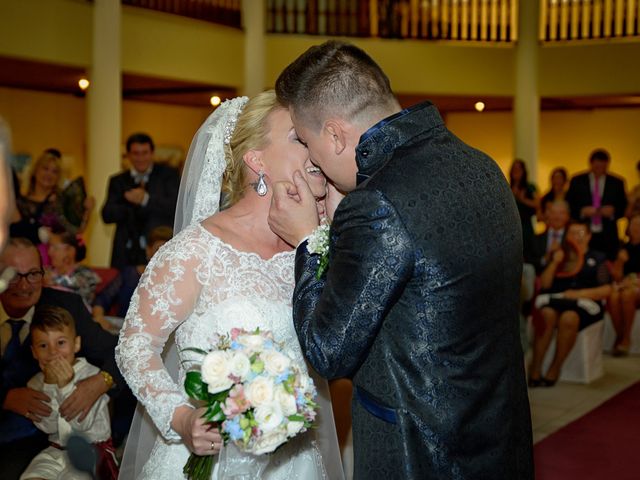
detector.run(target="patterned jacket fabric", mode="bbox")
[293,101,534,479]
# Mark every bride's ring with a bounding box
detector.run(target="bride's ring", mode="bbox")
[211,441,216,451]
[25,411,31,419]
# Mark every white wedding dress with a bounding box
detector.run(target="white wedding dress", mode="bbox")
[116,223,331,479]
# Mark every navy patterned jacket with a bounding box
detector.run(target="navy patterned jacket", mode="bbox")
[294,102,534,479]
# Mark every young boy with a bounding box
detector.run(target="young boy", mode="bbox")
[20,305,117,480]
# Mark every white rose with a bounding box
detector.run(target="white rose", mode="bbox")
[229,352,251,380]
[245,376,274,407]
[262,350,291,377]
[237,334,265,352]
[275,386,297,416]
[251,429,288,455]
[254,402,284,433]
[286,420,304,437]
[201,351,233,394]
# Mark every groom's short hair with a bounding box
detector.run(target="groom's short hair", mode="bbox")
[275,41,399,131]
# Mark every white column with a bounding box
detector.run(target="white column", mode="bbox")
[513,0,540,182]
[86,0,121,266]
[242,0,266,96]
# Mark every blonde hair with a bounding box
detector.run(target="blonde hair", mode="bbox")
[222,90,283,208]
[24,151,61,196]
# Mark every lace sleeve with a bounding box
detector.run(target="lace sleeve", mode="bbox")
[115,230,209,441]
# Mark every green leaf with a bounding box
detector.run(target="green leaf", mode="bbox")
[288,414,305,422]
[184,371,209,401]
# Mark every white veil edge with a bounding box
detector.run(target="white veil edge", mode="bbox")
[118,96,345,480]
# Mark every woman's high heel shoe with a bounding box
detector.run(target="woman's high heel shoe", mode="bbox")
[540,377,557,387]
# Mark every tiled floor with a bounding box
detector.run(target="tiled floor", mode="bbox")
[528,354,640,444]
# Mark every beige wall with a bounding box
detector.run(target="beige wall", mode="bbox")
[0,0,244,87]
[265,35,515,95]
[446,107,638,193]
[0,85,210,187]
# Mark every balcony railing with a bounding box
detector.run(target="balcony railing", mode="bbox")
[121,0,242,29]
[540,0,640,42]
[121,1,639,44]
[266,0,519,42]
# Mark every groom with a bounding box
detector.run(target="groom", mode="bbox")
[269,41,533,479]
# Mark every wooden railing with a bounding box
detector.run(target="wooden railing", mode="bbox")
[121,0,242,29]
[266,0,519,42]
[540,0,640,42]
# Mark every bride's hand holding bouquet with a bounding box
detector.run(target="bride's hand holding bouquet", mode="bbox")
[181,328,319,480]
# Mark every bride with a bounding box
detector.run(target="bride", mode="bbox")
[115,92,344,479]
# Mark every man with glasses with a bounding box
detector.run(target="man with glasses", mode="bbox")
[0,237,127,479]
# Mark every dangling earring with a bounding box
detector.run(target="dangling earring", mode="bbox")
[255,171,268,196]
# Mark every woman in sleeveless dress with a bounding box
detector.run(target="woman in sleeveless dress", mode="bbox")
[115,92,343,479]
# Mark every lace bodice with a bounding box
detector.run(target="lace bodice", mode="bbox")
[115,223,296,440]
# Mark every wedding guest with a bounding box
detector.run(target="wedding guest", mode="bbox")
[625,160,640,218]
[510,159,540,263]
[608,214,640,356]
[0,238,129,479]
[530,200,570,273]
[529,221,612,386]
[11,150,94,245]
[101,133,179,269]
[45,230,100,310]
[19,305,117,480]
[540,167,568,216]
[565,149,627,260]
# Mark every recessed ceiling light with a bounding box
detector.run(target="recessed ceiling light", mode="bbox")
[474,101,485,112]
[78,78,90,90]
[210,95,221,106]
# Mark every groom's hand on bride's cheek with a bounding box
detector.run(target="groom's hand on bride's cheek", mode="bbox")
[269,170,319,246]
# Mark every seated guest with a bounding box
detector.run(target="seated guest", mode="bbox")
[531,200,570,273]
[539,167,568,217]
[608,213,640,356]
[529,221,612,387]
[10,150,94,246]
[565,148,627,260]
[20,305,118,480]
[45,230,100,311]
[0,238,130,479]
[92,225,172,328]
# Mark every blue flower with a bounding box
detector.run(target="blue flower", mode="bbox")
[225,417,244,441]
[275,370,291,384]
[230,341,241,350]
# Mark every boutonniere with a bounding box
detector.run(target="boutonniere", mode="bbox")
[307,219,330,279]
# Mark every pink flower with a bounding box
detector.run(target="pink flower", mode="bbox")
[230,328,243,341]
[222,385,250,417]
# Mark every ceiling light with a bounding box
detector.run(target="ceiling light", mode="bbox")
[78,78,90,90]
[474,101,485,112]
[210,95,221,107]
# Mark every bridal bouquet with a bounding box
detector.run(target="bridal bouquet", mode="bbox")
[182,328,318,480]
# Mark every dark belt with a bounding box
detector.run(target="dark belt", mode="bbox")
[356,387,397,424]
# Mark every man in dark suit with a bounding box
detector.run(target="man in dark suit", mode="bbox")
[531,200,571,273]
[102,133,179,269]
[0,238,128,479]
[565,149,627,260]
[270,41,533,479]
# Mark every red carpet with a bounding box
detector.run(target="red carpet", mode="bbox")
[534,381,640,479]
